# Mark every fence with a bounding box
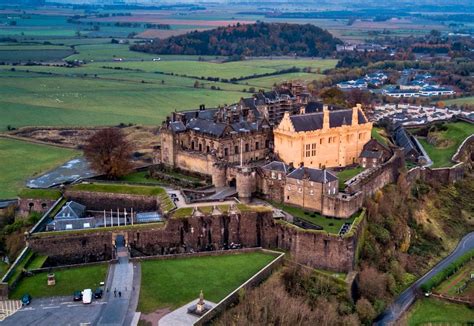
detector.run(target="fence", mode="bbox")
[194,249,285,325]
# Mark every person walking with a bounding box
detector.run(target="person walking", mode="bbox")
[118,291,122,298]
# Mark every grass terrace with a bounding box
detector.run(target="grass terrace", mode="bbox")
[0,138,77,199]
[34,222,166,237]
[407,298,474,326]
[336,166,364,190]
[416,122,474,168]
[138,251,277,313]
[69,183,166,196]
[371,127,391,146]
[170,204,271,219]
[18,188,62,200]
[271,202,358,234]
[118,171,162,185]
[10,264,108,299]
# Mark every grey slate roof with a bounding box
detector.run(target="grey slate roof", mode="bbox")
[187,118,228,138]
[360,150,383,159]
[262,161,290,173]
[55,201,86,220]
[290,109,367,132]
[169,121,186,133]
[287,167,337,183]
[393,126,420,157]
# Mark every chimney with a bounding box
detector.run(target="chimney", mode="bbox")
[300,106,306,115]
[352,104,361,126]
[323,105,330,129]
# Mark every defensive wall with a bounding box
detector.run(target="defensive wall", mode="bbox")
[27,210,364,273]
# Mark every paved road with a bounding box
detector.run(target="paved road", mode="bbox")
[97,247,135,326]
[1,296,106,325]
[375,232,474,325]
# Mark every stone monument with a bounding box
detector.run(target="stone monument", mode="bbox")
[187,290,211,316]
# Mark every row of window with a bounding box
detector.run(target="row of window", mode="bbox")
[287,185,337,195]
[190,140,270,156]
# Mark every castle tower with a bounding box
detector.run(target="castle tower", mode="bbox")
[236,167,256,204]
[160,129,176,167]
[211,164,227,188]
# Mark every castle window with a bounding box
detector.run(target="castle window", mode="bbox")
[206,145,210,153]
[245,143,249,152]
[305,144,311,157]
[278,174,282,180]
[83,223,90,228]
[298,187,302,193]
[328,138,331,144]
[311,143,316,156]
[199,144,202,152]
[235,146,239,154]
[271,172,276,179]
[265,140,270,148]
[191,141,195,150]
[65,224,73,230]
[320,138,323,145]
[255,142,259,150]
[224,148,228,156]
[310,189,314,195]
[359,133,363,140]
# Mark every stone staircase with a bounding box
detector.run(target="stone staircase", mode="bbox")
[0,300,22,321]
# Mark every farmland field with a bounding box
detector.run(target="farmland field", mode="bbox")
[444,96,474,106]
[407,298,474,326]
[0,138,78,199]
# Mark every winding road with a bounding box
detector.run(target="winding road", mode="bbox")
[375,231,474,325]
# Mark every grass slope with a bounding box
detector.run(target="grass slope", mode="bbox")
[10,264,108,299]
[0,138,77,199]
[408,298,474,325]
[417,122,474,168]
[138,252,276,313]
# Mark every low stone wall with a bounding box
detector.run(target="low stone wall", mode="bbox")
[321,192,364,218]
[407,163,465,186]
[64,190,159,212]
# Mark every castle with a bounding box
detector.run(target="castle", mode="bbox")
[160,86,375,217]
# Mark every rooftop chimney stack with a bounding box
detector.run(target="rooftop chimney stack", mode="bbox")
[323,105,330,129]
[352,104,361,126]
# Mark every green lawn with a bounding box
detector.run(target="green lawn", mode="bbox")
[18,188,62,200]
[271,202,357,234]
[407,298,474,326]
[336,166,364,190]
[0,138,77,199]
[118,171,162,184]
[417,122,474,168]
[138,252,277,313]
[69,183,165,196]
[10,264,108,299]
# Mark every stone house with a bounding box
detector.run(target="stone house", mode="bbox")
[284,167,338,213]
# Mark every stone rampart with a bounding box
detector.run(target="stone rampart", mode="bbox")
[64,190,159,211]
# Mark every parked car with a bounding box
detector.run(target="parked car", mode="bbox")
[73,290,82,301]
[82,289,92,304]
[21,294,31,306]
[94,288,103,299]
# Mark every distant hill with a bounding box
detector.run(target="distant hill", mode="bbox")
[130,22,342,57]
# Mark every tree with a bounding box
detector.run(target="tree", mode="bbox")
[356,298,376,324]
[83,128,133,179]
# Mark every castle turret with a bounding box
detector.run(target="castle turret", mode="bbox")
[236,167,256,204]
[211,164,227,188]
[323,105,330,129]
[352,104,360,126]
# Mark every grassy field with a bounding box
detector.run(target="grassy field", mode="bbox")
[0,138,77,199]
[417,122,474,168]
[138,252,277,313]
[407,297,474,325]
[444,96,474,106]
[10,264,108,299]
[371,127,391,146]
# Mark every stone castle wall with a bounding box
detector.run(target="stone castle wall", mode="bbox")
[28,211,361,272]
[17,198,57,217]
[321,192,364,218]
[64,190,159,211]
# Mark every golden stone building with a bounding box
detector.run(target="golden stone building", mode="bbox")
[273,104,372,169]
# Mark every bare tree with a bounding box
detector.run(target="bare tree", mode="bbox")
[84,128,133,179]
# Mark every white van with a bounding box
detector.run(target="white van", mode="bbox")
[82,289,92,304]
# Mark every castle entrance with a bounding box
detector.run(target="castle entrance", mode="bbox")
[228,178,236,187]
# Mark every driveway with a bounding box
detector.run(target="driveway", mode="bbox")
[375,231,474,325]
